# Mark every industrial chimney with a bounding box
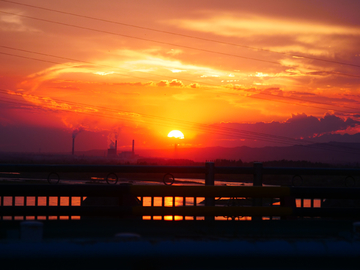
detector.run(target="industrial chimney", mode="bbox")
[115,140,117,155]
[132,140,135,155]
[72,137,75,155]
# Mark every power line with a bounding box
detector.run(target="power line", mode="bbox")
[2,10,360,80]
[244,92,360,115]
[2,0,360,69]
[0,92,297,145]
[0,10,280,66]
[0,5,359,156]
[0,11,359,150]
[1,47,360,115]
[0,51,61,65]
[0,94,333,147]
[0,46,209,84]
[1,89,360,156]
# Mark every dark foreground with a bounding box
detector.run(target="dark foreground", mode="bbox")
[1,219,360,270]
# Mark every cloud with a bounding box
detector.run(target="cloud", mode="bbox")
[169,79,184,87]
[116,49,223,76]
[283,113,358,137]
[112,82,153,87]
[212,113,360,145]
[166,49,182,55]
[50,85,81,91]
[156,80,168,87]
[156,79,184,87]
[0,9,40,32]
[6,90,98,114]
[170,13,360,38]
[117,112,141,117]
[225,86,360,117]
[72,126,84,138]
[94,71,115,76]
[189,83,199,88]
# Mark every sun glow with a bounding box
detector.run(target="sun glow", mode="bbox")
[168,130,184,139]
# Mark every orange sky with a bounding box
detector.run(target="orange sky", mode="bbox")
[1,0,360,152]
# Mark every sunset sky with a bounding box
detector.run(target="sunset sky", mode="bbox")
[1,0,360,153]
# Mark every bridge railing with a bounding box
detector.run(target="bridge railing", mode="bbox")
[1,162,360,186]
[1,184,360,221]
[1,162,360,220]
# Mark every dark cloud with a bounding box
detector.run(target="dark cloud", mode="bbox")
[211,113,360,147]
[283,113,359,137]
[0,125,107,152]
[309,133,360,145]
[233,87,360,116]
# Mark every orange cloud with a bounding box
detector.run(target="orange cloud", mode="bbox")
[0,9,40,32]
[170,13,360,37]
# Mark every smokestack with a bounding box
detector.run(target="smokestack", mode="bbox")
[115,140,117,154]
[72,137,75,155]
[132,140,135,155]
[72,127,83,156]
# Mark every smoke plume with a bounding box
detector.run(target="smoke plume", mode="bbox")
[72,127,84,138]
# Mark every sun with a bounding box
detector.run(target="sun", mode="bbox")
[168,130,184,139]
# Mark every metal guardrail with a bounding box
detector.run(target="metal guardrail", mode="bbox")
[1,162,359,185]
[1,163,360,175]
[0,164,206,173]
[1,163,360,220]
[1,184,360,220]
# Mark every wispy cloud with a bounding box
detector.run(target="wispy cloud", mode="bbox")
[170,13,360,37]
[0,9,40,32]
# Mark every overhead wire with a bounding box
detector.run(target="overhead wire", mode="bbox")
[0,10,281,66]
[1,47,360,116]
[0,46,360,150]
[0,92,293,145]
[0,94,336,147]
[0,3,360,155]
[2,9,360,80]
[246,94,360,115]
[2,0,360,69]
[0,46,212,84]
[0,52,359,153]
[1,6,360,86]
[1,89,360,156]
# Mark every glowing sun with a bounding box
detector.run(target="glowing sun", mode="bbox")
[168,130,184,139]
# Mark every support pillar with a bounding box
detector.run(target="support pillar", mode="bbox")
[205,162,215,221]
[252,162,263,220]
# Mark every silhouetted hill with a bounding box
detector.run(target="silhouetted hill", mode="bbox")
[136,142,360,164]
[1,142,359,165]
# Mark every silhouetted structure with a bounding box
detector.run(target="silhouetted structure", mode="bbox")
[107,140,117,157]
[72,137,75,156]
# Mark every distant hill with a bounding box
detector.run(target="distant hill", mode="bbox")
[134,142,360,164]
[1,142,359,165]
